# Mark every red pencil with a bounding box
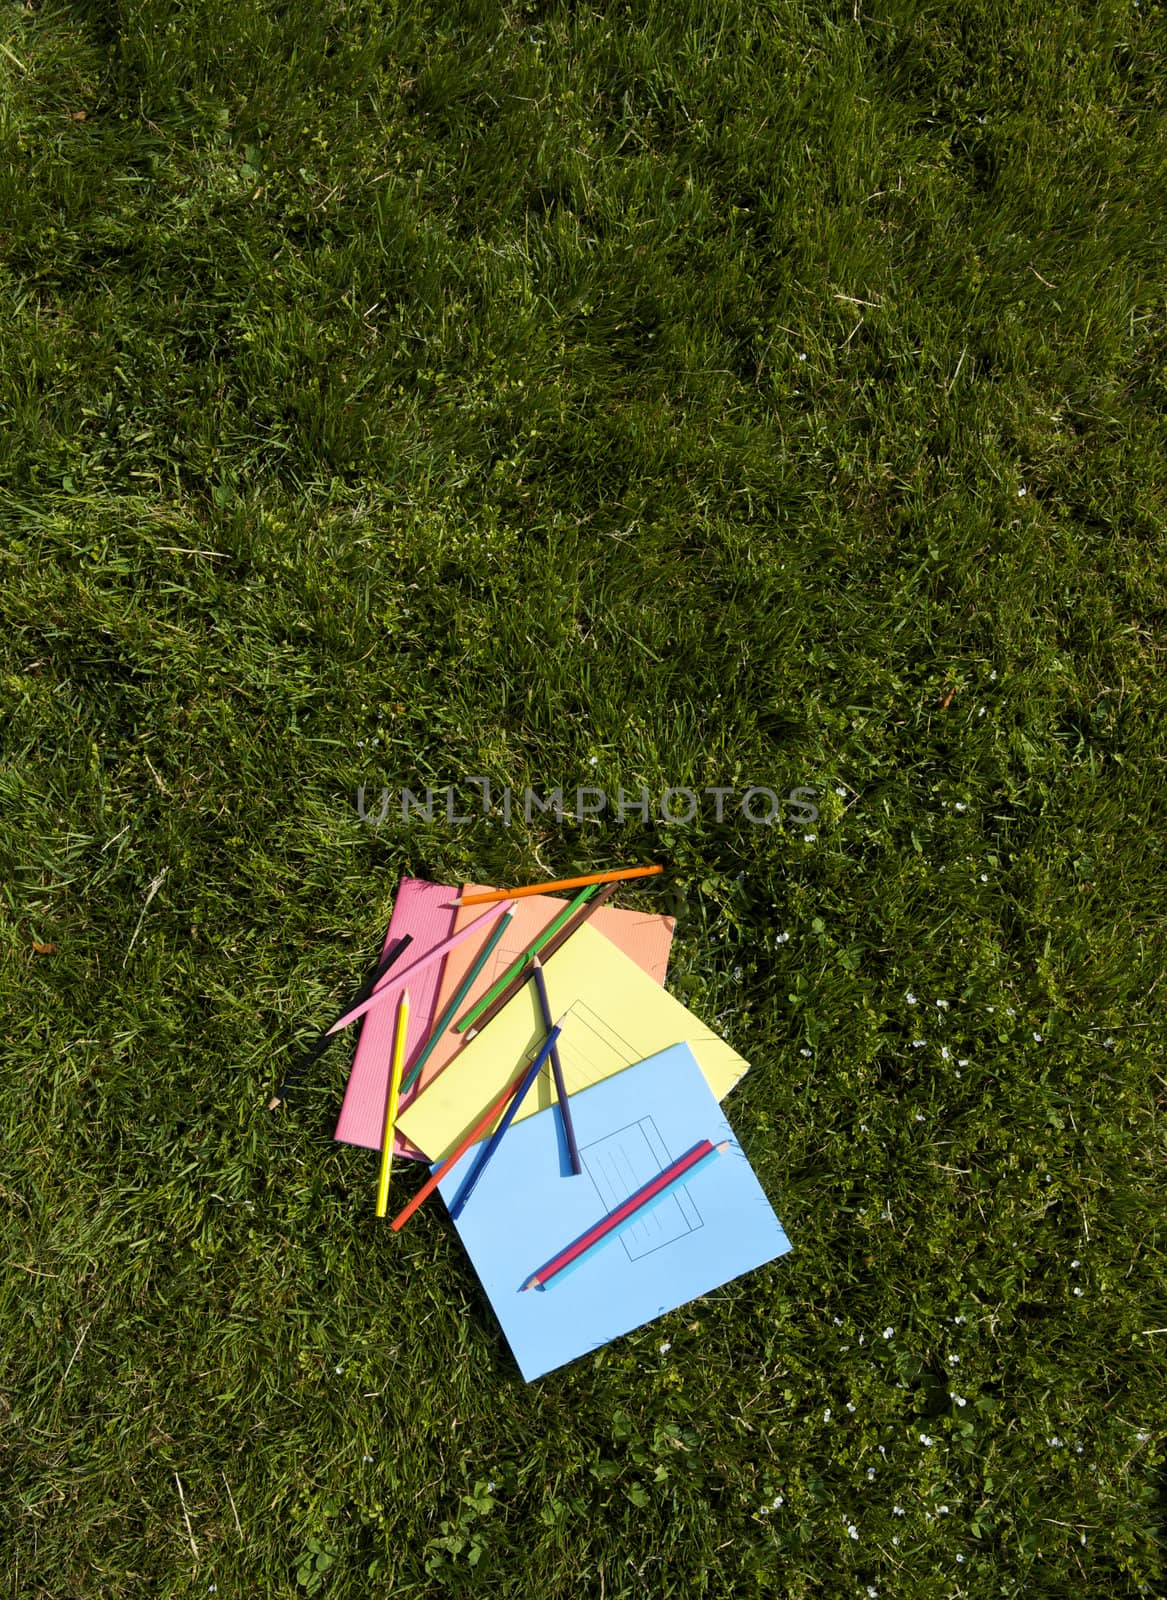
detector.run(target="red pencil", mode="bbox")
[520,1139,727,1289]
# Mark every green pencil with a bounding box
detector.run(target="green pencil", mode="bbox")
[400,911,513,1095]
[453,884,598,1033]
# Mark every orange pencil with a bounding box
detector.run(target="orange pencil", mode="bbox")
[454,865,661,907]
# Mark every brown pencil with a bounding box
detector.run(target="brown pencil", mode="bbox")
[462,880,620,1042]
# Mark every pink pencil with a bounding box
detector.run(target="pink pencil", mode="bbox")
[325,900,515,1035]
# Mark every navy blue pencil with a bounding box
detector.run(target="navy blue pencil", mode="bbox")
[530,958,581,1175]
[447,1019,565,1220]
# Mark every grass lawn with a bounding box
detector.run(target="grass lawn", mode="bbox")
[2,1,1165,1595]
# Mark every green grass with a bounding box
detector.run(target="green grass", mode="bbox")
[2,0,1165,1594]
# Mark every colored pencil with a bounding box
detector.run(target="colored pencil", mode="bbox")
[453,886,597,1033]
[398,910,513,1096]
[325,900,514,1035]
[460,880,619,1041]
[453,865,662,907]
[520,1139,728,1290]
[530,956,580,1175]
[448,1019,566,1220]
[389,1059,534,1233]
[374,990,410,1217]
[272,934,413,1104]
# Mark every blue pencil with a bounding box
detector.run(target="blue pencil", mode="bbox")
[447,1019,565,1220]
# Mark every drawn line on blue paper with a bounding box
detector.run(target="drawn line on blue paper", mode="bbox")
[579,1114,704,1262]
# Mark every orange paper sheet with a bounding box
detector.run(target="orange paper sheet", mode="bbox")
[406,883,675,1105]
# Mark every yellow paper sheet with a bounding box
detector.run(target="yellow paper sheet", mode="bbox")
[396,920,749,1162]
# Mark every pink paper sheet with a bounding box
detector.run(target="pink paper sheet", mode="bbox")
[333,879,458,1153]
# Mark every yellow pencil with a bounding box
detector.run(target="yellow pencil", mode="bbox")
[375,989,410,1218]
[454,865,661,907]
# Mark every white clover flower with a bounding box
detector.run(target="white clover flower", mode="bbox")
[824,1408,832,1421]
[893,1504,905,1516]
[980,872,988,882]
[883,1327,894,1339]
[867,1467,875,1479]
[911,1039,927,1048]
[847,1402,856,1412]
[733,966,743,981]
[951,1393,966,1406]
[915,1111,925,1122]
[847,1522,859,1539]
[979,706,986,716]
[938,1504,949,1514]
[362,1454,373,1463]
[833,1316,843,1326]
[1017,486,1027,496]
[958,1058,969,1066]
[659,1341,672,1354]
[799,352,808,361]
[1049,1436,1062,1447]
[956,1553,965,1563]
[335,1365,343,1374]
[940,1046,950,1060]
[919,1434,934,1446]
[954,1315,966,1324]
[950,1354,960,1365]
[1073,1287,1083,1297]
[800,1047,812,1057]
[772,1494,784,1507]
[954,802,967,812]
[803,833,817,843]
[906,992,917,1005]
[936,998,949,1009]
[892,1535,900,1546]
[836,787,847,797]
[1071,1259,1080,1268]
[990,670,997,679]
[589,755,598,766]
[1033,1032,1043,1042]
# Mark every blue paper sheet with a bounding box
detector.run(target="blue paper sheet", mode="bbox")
[435,1043,791,1381]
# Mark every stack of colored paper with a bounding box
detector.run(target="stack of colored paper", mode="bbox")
[335,876,791,1381]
